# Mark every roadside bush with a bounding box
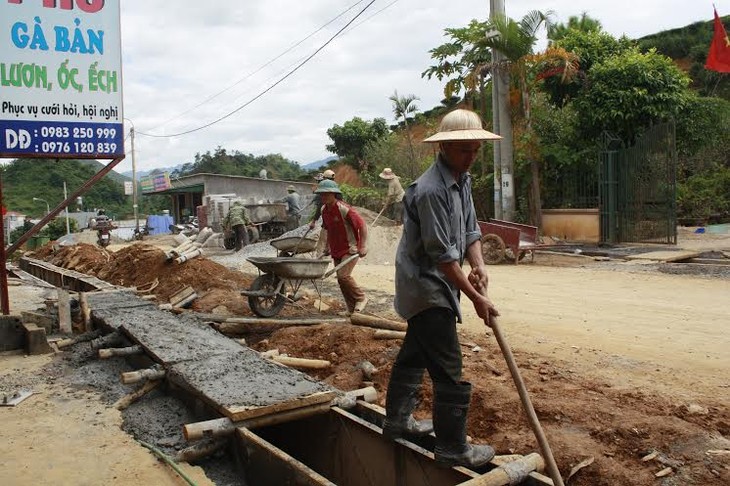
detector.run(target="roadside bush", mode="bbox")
[677,167,730,221]
[339,184,383,213]
[41,217,78,241]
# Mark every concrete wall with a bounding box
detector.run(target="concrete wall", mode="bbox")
[542,209,600,243]
[173,174,315,208]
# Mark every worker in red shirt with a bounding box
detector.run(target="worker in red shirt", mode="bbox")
[315,179,369,314]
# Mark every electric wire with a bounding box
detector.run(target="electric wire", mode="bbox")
[145,0,366,131]
[137,0,377,139]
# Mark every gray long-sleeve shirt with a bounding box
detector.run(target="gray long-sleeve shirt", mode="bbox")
[394,155,482,322]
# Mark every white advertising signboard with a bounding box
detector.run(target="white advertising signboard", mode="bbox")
[0,0,124,159]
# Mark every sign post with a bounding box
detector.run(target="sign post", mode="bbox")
[0,0,125,314]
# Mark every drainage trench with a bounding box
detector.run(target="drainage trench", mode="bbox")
[22,257,552,486]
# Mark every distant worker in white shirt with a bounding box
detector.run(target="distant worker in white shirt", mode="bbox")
[379,167,405,225]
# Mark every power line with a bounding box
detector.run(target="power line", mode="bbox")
[145,0,366,131]
[138,0,377,139]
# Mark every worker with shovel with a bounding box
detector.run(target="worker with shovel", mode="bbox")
[315,179,369,315]
[383,109,501,468]
[378,167,405,225]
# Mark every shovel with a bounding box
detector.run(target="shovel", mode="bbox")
[481,289,565,486]
[370,203,389,228]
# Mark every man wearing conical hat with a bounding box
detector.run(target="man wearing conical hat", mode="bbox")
[383,109,501,468]
[379,167,405,225]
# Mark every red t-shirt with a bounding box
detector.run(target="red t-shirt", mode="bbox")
[321,201,365,259]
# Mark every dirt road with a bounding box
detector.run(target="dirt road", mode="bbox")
[354,257,730,403]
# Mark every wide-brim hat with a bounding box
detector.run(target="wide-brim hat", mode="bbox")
[379,168,397,180]
[286,184,296,191]
[314,179,342,194]
[423,109,501,143]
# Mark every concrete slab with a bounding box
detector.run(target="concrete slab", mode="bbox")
[625,250,700,262]
[168,349,335,420]
[118,309,242,364]
[86,290,156,312]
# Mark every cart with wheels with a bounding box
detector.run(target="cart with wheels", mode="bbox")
[478,219,539,265]
[242,254,358,317]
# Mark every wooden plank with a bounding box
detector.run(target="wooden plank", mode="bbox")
[236,427,336,486]
[226,391,337,422]
[625,250,700,262]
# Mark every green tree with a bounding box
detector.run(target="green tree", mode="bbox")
[574,48,691,144]
[388,90,420,178]
[179,147,307,181]
[547,12,603,42]
[422,19,491,105]
[547,30,634,105]
[325,117,389,171]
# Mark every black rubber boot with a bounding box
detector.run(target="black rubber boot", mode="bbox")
[383,366,434,440]
[433,381,495,468]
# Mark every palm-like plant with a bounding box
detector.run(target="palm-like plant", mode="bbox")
[389,90,420,178]
[481,10,579,226]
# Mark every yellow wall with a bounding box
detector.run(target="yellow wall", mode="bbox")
[542,209,600,243]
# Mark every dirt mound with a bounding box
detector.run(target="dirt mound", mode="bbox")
[255,323,730,486]
[39,243,254,310]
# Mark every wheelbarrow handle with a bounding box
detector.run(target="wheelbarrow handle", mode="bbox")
[323,254,359,279]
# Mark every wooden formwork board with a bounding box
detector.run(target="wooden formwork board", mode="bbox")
[237,427,336,486]
[19,257,118,292]
[167,350,336,422]
[625,250,700,262]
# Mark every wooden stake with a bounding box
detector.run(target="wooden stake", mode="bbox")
[79,292,92,332]
[57,288,72,333]
[114,379,161,410]
[350,313,407,332]
[184,401,331,441]
[98,345,144,359]
[121,367,166,385]
[373,329,406,340]
[458,453,545,486]
[272,355,330,369]
[175,438,227,463]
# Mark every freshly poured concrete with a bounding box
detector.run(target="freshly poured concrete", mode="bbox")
[169,349,330,409]
[90,293,336,419]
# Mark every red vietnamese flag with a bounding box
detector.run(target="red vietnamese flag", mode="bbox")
[706,8,730,72]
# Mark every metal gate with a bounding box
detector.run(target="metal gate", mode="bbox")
[599,123,677,244]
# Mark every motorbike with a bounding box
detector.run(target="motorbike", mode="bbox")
[92,216,116,248]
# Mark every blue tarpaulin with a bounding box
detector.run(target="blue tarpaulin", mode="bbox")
[146,215,174,235]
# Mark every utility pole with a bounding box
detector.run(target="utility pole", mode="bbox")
[63,181,70,235]
[490,0,515,221]
[130,126,139,235]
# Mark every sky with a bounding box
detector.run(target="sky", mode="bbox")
[112,0,717,174]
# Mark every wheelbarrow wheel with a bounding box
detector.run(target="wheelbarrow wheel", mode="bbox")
[223,233,236,250]
[248,274,285,317]
[482,234,505,264]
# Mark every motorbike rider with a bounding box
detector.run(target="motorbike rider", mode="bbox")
[92,209,115,246]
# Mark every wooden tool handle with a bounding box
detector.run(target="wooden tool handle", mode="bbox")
[481,287,565,486]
